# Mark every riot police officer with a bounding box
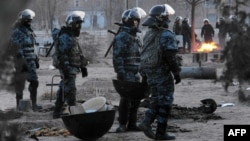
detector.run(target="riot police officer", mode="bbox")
[113,8,146,132]
[173,16,182,35]
[52,11,88,119]
[201,18,215,43]
[10,9,42,111]
[139,4,181,140]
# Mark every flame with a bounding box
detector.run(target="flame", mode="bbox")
[197,42,218,53]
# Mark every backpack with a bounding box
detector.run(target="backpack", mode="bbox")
[140,29,163,68]
[51,27,88,69]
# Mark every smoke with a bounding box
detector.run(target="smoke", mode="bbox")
[0,0,30,91]
[0,1,30,141]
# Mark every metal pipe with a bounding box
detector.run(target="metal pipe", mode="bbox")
[180,66,217,79]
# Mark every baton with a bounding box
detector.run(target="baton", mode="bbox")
[104,23,122,57]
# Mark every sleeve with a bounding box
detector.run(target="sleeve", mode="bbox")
[160,31,181,75]
[201,27,204,37]
[215,22,219,28]
[112,33,127,73]
[10,30,25,57]
[211,25,215,35]
[58,34,71,66]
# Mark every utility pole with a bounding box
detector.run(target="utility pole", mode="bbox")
[126,0,128,9]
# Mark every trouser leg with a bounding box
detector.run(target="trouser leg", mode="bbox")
[15,73,25,110]
[138,87,158,139]
[116,98,129,132]
[127,100,140,131]
[29,80,42,111]
[155,106,175,140]
[53,88,64,119]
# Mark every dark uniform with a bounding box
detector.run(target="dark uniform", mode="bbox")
[113,8,145,132]
[201,19,215,43]
[138,4,181,140]
[215,17,228,50]
[181,18,191,52]
[10,9,41,111]
[172,16,182,35]
[53,11,88,119]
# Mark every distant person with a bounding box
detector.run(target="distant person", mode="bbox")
[52,11,88,119]
[201,18,214,43]
[215,17,227,50]
[228,15,246,39]
[10,9,42,111]
[173,16,182,35]
[181,17,191,53]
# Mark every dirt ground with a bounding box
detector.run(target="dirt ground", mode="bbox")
[1,51,250,141]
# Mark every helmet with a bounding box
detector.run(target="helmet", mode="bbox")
[203,18,209,23]
[122,9,140,25]
[142,4,175,27]
[175,16,183,22]
[18,9,35,20]
[149,4,175,18]
[122,7,146,26]
[65,11,85,27]
[219,17,225,21]
[183,17,189,23]
[229,15,237,22]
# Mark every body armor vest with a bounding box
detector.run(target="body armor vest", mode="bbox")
[16,27,36,61]
[113,27,141,73]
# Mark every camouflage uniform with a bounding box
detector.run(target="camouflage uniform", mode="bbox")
[53,27,82,118]
[10,23,40,110]
[140,27,180,125]
[113,26,142,131]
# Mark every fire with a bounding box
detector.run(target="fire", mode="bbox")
[197,42,218,53]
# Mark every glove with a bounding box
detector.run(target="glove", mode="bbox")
[174,74,181,84]
[117,71,126,81]
[81,67,88,77]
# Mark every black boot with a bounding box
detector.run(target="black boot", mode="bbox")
[16,93,23,110]
[116,124,127,133]
[31,95,42,111]
[29,81,42,111]
[53,90,64,119]
[155,123,175,140]
[138,117,155,139]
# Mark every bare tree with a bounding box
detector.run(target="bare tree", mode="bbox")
[28,0,67,32]
[213,0,250,16]
[185,0,204,52]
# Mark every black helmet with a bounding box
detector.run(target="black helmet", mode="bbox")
[183,17,189,23]
[122,9,140,26]
[175,16,183,22]
[219,17,225,21]
[122,7,146,27]
[142,4,175,27]
[65,11,85,27]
